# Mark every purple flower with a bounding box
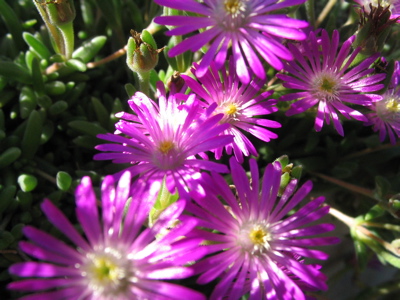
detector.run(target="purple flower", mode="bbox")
[181,57,281,163]
[365,61,400,144]
[277,29,386,136]
[8,172,206,300]
[185,158,339,300]
[154,0,308,84]
[94,82,233,199]
[353,0,400,20]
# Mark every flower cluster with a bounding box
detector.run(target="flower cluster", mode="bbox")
[8,173,206,300]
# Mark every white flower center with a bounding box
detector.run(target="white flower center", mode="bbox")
[237,223,272,254]
[376,94,400,121]
[218,0,248,30]
[361,0,394,12]
[81,247,134,298]
[311,72,342,102]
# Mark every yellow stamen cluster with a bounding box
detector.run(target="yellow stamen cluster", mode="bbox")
[225,103,238,116]
[249,226,268,245]
[90,257,120,283]
[224,0,243,15]
[312,73,341,102]
[158,140,174,154]
[385,98,400,113]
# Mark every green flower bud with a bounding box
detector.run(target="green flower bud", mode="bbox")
[355,3,397,55]
[126,30,163,73]
[274,155,303,196]
[33,0,75,59]
[35,0,76,26]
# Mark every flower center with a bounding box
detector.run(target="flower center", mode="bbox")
[376,95,400,121]
[83,248,132,297]
[158,140,174,154]
[224,0,243,15]
[225,103,238,116]
[238,223,272,254]
[249,226,268,245]
[386,98,400,112]
[312,72,341,102]
[218,0,247,29]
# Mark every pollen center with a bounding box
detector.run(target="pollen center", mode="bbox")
[377,95,400,121]
[224,0,243,15]
[249,226,268,245]
[238,223,272,254]
[158,140,174,154]
[83,248,132,297]
[225,103,238,116]
[386,98,400,113]
[312,72,341,102]
[91,257,119,282]
[320,77,336,93]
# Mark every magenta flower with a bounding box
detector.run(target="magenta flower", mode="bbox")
[365,61,400,144]
[185,158,339,300]
[277,29,386,136]
[353,0,400,20]
[154,0,308,84]
[181,57,281,163]
[94,82,233,199]
[8,172,206,300]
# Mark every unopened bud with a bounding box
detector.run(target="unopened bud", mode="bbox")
[126,30,163,73]
[355,2,397,55]
[35,0,76,26]
[167,72,186,93]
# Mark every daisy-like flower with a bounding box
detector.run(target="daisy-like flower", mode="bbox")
[277,29,386,136]
[94,82,233,199]
[153,0,309,84]
[185,158,339,300]
[8,172,206,300]
[181,57,281,163]
[365,61,400,144]
[353,0,400,20]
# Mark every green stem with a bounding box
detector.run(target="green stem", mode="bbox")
[342,141,400,160]
[137,70,151,97]
[173,36,185,73]
[363,221,400,232]
[58,21,74,59]
[311,171,376,200]
[316,0,338,27]
[328,205,356,228]
[305,0,316,29]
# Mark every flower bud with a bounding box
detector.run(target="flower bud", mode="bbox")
[36,0,76,26]
[126,30,163,73]
[274,155,303,196]
[354,3,397,55]
[167,72,186,93]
